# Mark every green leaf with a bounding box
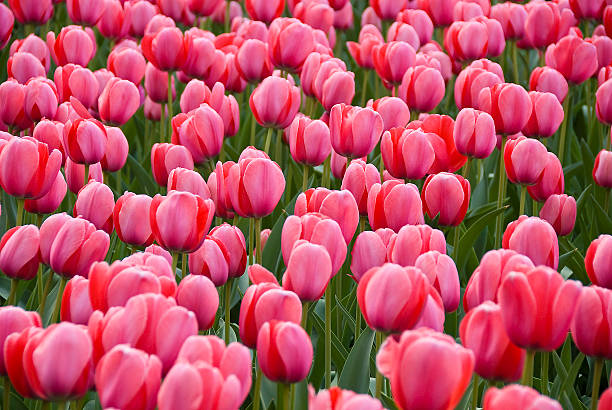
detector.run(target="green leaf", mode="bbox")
[262,212,288,276]
[456,205,508,271]
[126,154,158,195]
[338,328,375,394]
[552,351,585,401]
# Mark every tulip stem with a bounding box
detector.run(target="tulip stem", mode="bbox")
[5,279,17,306]
[375,331,384,399]
[264,128,273,153]
[361,71,370,107]
[322,156,331,188]
[36,264,43,305]
[275,129,283,165]
[39,271,54,317]
[224,277,233,344]
[172,253,178,276]
[3,377,9,410]
[541,351,549,396]
[591,358,604,410]
[325,286,332,388]
[250,112,257,146]
[83,164,89,189]
[160,104,166,143]
[56,402,66,410]
[277,383,290,410]
[452,224,461,265]
[462,157,472,180]
[302,165,309,192]
[255,218,262,265]
[379,153,384,181]
[521,349,535,387]
[253,359,262,410]
[224,0,230,33]
[512,42,519,85]
[355,305,361,341]
[15,199,24,227]
[558,91,571,165]
[301,302,309,328]
[168,73,173,139]
[519,185,527,216]
[533,199,540,215]
[249,218,255,267]
[495,136,507,248]
[471,374,479,410]
[51,277,67,323]
[181,253,188,277]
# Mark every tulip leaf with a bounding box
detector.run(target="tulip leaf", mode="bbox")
[591,193,612,233]
[262,212,287,275]
[293,380,309,410]
[558,237,589,284]
[551,351,585,402]
[126,154,158,195]
[338,328,375,394]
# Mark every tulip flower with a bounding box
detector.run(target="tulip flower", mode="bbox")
[268,18,315,72]
[24,77,58,122]
[151,143,195,187]
[350,229,394,282]
[245,0,284,24]
[144,63,175,104]
[527,152,564,203]
[7,52,45,84]
[372,41,416,89]
[347,25,384,70]
[112,193,154,248]
[586,235,612,288]
[174,104,224,165]
[141,23,189,72]
[8,0,52,24]
[368,97,410,132]
[0,79,30,131]
[73,181,114,234]
[341,160,380,215]
[597,79,612,126]
[414,251,460,312]
[502,215,559,269]
[282,242,332,301]
[24,171,67,215]
[545,35,598,85]
[98,77,140,126]
[47,25,96,67]
[0,4,14,49]
[522,92,564,138]
[100,127,128,173]
[454,67,503,110]
[188,236,230,287]
[309,386,383,410]
[422,172,470,226]
[453,108,496,159]
[329,103,384,159]
[380,127,434,180]
[288,116,331,171]
[0,306,41,375]
[398,65,445,113]
[483,385,563,410]
[239,281,281,347]
[571,286,612,359]
[522,1,575,50]
[107,44,146,85]
[167,168,210,199]
[539,194,576,236]
[63,118,108,166]
[250,76,301,130]
[96,0,130,40]
[377,328,474,410]
[504,136,549,186]
[529,67,569,103]
[0,225,40,297]
[60,275,93,325]
[387,22,420,50]
[179,79,211,114]
[66,0,104,25]
[207,161,235,219]
[479,83,532,135]
[236,39,273,84]
[65,159,104,194]
[460,301,526,382]
[175,275,219,331]
[367,180,424,231]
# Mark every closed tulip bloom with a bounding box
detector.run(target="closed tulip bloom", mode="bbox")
[309,386,383,410]
[226,157,285,218]
[239,281,280,347]
[250,76,300,129]
[294,0,334,33]
[370,0,406,20]
[39,213,72,266]
[341,159,380,215]
[32,119,64,158]
[282,242,332,301]
[0,4,14,49]
[209,223,246,278]
[597,80,612,125]
[422,172,470,226]
[372,41,416,88]
[268,18,315,72]
[63,118,108,165]
[176,275,219,330]
[529,67,569,103]
[24,77,58,122]
[24,171,67,215]
[504,136,548,185]
[100,127,128,173]
[490,3,526,40]
[454,108,496,159]
[60,275,93,325]
[236,39,273,84]
[288,116,331,167]
[151,143,194,187]
[357,264,429,333]
[156,363,202,410]
[107,47,146,85]
[329,104,383,159]
[4,326,43,399]
[65,159,104,194]
[369,97,410,132]
[49,216,110,278]
[207,161,235,219]
[522,92,564,138]
[73,181,114,234]
[126,1,157,38]
[8,0,52,24]
[527,152,564,202]
[381,127,435,179]
[571,286,612,359]
[319,70,356,112]
[97,0,130,40]
[179,80,211,114]
[569,0,605,19]
[545,35,598,84]
[523,1,575,49]
[479,83,532,135]
[245,0,284,23]
[499,266,582,350]
[208,83,240,138]
[367,180,424,232]
[586,235,612,288]
[257,320,313,383]
[0,306,41,375]
[7,52,45,84]
[503,216,559,269]
[377,328,474,410]
[460,301,525,382]
[347,25,384,70]
[66,0,104,25]
[350,229,394,281]
[399,65,445,113]
[483,385,562,410]
[254,289,302,340]
[47,25,96,67]
[539,194,576,236]
[387,224,446,267]
[0,225,40,281]
[454,67,503,110]
[141,24,189,72]
[167,168,210,199]
[150,191,214,254]
[174,104,224,165]
[95,345,162,410]
[190,0,223,16]
[594,149,612,188]
[463,249,535,312]
[386,22,420,50]
[415,251,459,312]
[0,82,29,130]
[98,78,140,126]
[144,63,175,104]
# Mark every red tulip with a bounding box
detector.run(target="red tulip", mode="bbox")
[499,266,582,350]
[372,41,416,88]
[545,35,598,84]
[63,118,108,165]
[422,172,470,226]
[377,328,474,410]
[95,344,161,410]
[483,385,563,409]
[0,306,40,375]
[24,171,67,215]
[571,286,612,359]
[268,18,315,72]
[586,235,612,288]
[257,320,313,383]
[367,180,424,231]
[597,79,612,125]
[479,83,532,135]
[150,191,215,254]
[60,275,93,325]
[189,0,223,16]
[0,225,40,280]
[176,275,219,331]
[454,67,503,110]
[460,301,525,382]
[151,143,194,187]
[47,25,96,67]
[347,25,384,70]
[141,23,189,72]
[329,103,383,159]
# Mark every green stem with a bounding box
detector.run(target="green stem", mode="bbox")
[379,152,384,181]
[115,168,121,195]
[558,91,571,165]
[224,0,230,33]
[6,279,17,306]
[325,286,332,388]
[533,199,540,215]
[83,164,89,189]
[168,72,173,140]
[375,331,384,399]
[56,402,66,410]
[39,270,53,317]
[495,136,507,248]
[255,218,262,265]
[172,253,178,276]
[302,165,309,192]
[471,374,480,410]
[452,224,461,264]
[250,112,257,147]
[301,302,310,329]
[248,217,255,267]
[36,264,43,306]
[181,253,187,278]
[277,383,290,410]
[253,360,262,410]
[605,189,610,214]
[355,305,361,341]
[361,71,370,107]
[264,127,273,153]
[52,277,67,323]
[519,185,527,216]
[512,41,519,85]
[592,358,604,410]
[224,278,233,344]
[15,199,24,227]
[322,156,331,188]
[3,377,9,410]
[541,351,549,396]
[462,157,472,180]
[160,103,166,143]
[521,349,536,387]
[274,129,282,165]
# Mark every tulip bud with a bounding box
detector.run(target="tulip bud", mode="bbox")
[422,172,470,226]
[483,384,563,409]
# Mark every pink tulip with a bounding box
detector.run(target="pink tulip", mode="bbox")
[545,35,598,84]
[569,0,606,19]
[594,149,612,188]
[539,194,576,236]
[376,328,474,410]
[236,39,273,84]
[179,79,211,114]
[24,171,67,215]
[0,4,14,49]
[0,81,30,130]
[107,45,146,87]
[570,285,612,360]
[63,118,108,165]
[347,25,384,70]
[529,66,569,103]
[522,1,575,49]
[7,52,45,84]
[329,104,383,159]
[367,180,424,231]
[66,0,104,25]
[527,152,564,202]
[65,159,103,194]
[522,91,564,138]
[504,136,548,186]
[479,83,532,135]
[421,172,470,226]
[586,235,612,288]
[387,224,446,267]
[341,159,380,215]
[350,229,394,281]
[483,385,562,410]
[8,0,52,24]
[288,116,331,167]
[176,275,219,331]
[502,216,559,269]
[257,320,313,383]
[368,97,410,132]
[151,143,194,187]
[250,76,300,129]
[0,306,41,375]
[370,0,407,20]
[144,63,175,104]
[415,251,459,312]
[96,0,130,40]
[380,127,434,180]
[245,0,284,24]
[54,64,97,108]
[100,126,128,173]
[60,275,93,325]
[209,223,246,278]
[74,181,114,234]
[454,67,503,110]
[24,77,58,122]
[0,225,40,280]
[282,242,332,301]
[150,191,215,253]
[398,65,445,113]
[372,41,416,88]
[490,2,526,40]
[597,79,612,125]
[499,266,582,350]
[141,23,189,72]
[167,168,210,199]
[182,30,225,85]
[386,22,419,50]
[98,77,140,125]
[174,104,224,164]
[268,18,315,72]
[309,386,383,410]
[453,108,496,159]
[47,25,96,67]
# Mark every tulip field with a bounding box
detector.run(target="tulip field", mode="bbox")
[4,0,612,408]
